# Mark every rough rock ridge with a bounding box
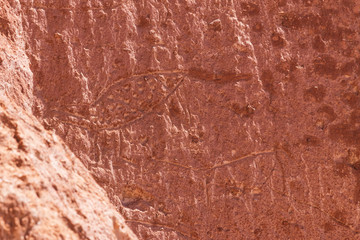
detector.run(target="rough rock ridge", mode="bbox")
[0,96,138,240]
[2,0,360,239]
[1,0,137,239]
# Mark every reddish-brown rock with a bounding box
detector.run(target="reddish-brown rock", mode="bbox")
[2,0,360,239]
[0,96,138,240]
[0,0,137,239]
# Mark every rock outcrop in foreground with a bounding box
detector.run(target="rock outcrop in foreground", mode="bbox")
[2,0,360,239]
[1,0,136,239]
[0,96,137,240]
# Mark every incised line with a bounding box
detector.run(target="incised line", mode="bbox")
[97,77,185,131]
[155,150,275,172]
[92,69,187,106]
[54,77,185,131]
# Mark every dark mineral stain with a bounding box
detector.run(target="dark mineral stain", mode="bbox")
[252,22,263,32]
[271,32,286,48]
[302,0,314,6]
[303,85,326,102]
[350,110,360,124]
[209,19,222,32]
[214,71,253,83]
[188,68,252,83]
[342,0,355,9]
[301,134,321,147]
[312,35,326,52]
[333,210,346,224]
[342,91,360,109]
[280,12,302,29]
[275,59,297,74]
[241,2,260,16]
[329,123,349,140]
[188,68,216,81]
[354,172,360,203]
[324,222,334,233]
[137,14,151,28]
[169,99,182,116]
[340,61,357,75]
[254,227,262,238]
[277,0,287,7]
[313,54,338,79]
[329,123,360,145]
[261,70,275,95]
[317,105,337,122]
[302,13,325,31]
[0,17,11,37]
[333,162,349,177]
[14,158,23,167]
[230,103,255,118]
[122,199,151,212]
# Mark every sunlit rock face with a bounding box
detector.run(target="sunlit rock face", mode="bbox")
[0,1,137,239]
[2,0,360,239]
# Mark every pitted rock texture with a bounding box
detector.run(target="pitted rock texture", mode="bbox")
[3,0,360,239]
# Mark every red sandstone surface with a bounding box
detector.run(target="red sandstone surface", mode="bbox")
[2,0,360,239]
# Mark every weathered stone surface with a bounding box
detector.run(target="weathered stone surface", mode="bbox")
[0,96,138,239]
[0,0,33,111]
[0,0,137,239]
[2,0,360,239]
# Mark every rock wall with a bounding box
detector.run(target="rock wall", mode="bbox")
[2,0,360,239]
[1,1,137,239]
[0,0,33,111]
